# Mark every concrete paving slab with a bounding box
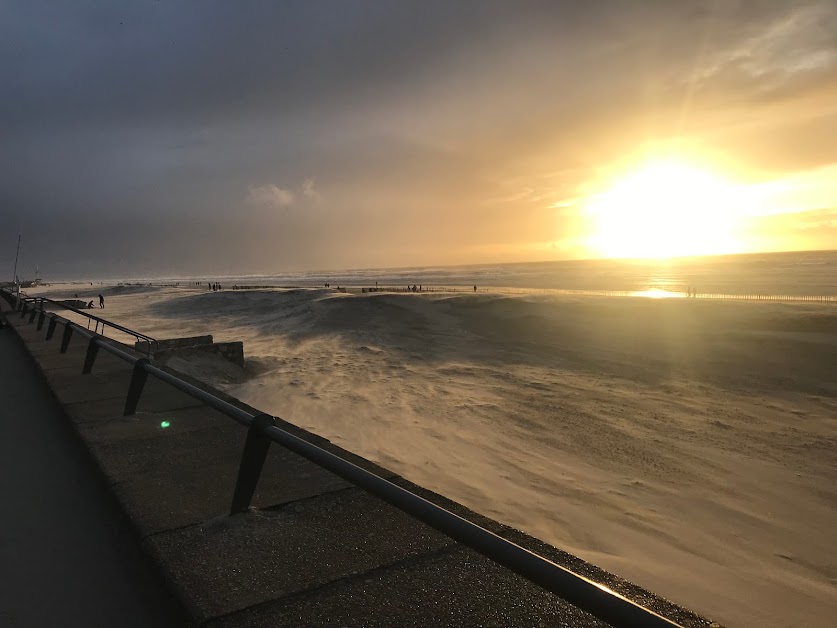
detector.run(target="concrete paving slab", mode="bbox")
[66,395,145,423]
[113,460,242,536]
[77,412,242,482]
[143,488,455,623]
[41,365,134,404]
[77,410,351,496]
[105,431,352,536]
[206,545,607,628]
[77,404,235,442]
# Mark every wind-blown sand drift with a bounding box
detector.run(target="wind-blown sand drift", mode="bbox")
[36,285,837,626]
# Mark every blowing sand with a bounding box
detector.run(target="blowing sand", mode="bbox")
[34,285,837,627]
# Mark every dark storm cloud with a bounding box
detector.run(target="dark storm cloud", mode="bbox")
[1,1,835,278]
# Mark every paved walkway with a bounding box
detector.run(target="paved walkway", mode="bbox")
[0,317,185,627]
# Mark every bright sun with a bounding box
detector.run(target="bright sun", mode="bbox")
[585,159,745,259]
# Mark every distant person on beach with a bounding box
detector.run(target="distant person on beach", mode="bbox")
[87,300,94,308]
[98,294,104,308]
[474,285,477,292]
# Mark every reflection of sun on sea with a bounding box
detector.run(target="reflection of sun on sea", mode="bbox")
[585,159,745,259]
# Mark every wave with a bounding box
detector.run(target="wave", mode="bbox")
[143,288,837,396]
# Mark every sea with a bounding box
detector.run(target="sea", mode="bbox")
[106,249,837,297]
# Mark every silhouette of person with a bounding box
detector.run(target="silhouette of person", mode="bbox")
[473,285,477,293]
[98,294,104,308]
[87,300,94,308]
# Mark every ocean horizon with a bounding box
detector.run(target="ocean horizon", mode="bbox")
[50,249,837,297]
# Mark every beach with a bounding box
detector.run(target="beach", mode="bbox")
[31,283,837,627]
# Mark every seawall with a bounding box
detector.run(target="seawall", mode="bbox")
[0,296,716,627]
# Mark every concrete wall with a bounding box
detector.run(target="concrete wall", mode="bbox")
[135,335,213,353]
[155,341,244,367]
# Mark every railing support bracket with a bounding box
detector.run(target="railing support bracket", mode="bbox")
[230,414,277,515]
[82,337,100,375]
[46,317,57,340]
[60,322,74,353]
[123,358,150,416]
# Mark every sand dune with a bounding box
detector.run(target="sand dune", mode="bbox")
[32,285,837,626]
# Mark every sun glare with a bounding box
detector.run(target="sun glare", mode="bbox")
[585,160,745,259]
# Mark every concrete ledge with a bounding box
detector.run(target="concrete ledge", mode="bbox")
[157,342,245,368]
[206,545,604,628]
[143,489,456,623]
[137,335,213,353]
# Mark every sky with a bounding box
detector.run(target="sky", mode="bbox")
[2,0,836,280]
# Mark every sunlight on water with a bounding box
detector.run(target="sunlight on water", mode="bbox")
[631,289,685,299]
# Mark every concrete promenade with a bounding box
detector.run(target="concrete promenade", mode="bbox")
[0,312,186,626]
[0,301,716,627]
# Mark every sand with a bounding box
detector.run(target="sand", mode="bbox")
[32,284,837,627]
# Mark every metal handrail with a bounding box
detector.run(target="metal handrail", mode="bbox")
[3,288,685,628]
[24,295,157,354]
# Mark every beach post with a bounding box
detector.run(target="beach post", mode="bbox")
[230,413,277,514]
[36,310,45,331]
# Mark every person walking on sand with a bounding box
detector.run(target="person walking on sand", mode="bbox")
[98,294,104,309]
[473,285,477,293]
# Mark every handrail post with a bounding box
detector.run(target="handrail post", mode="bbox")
[123,358,150,416]
[28,308,37,323]
[20,303,27,318]
[230,414,276,514]
[60,322,74,353]
[37,310,46,331]
[82,337,101,375]
[46,316,58,340]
